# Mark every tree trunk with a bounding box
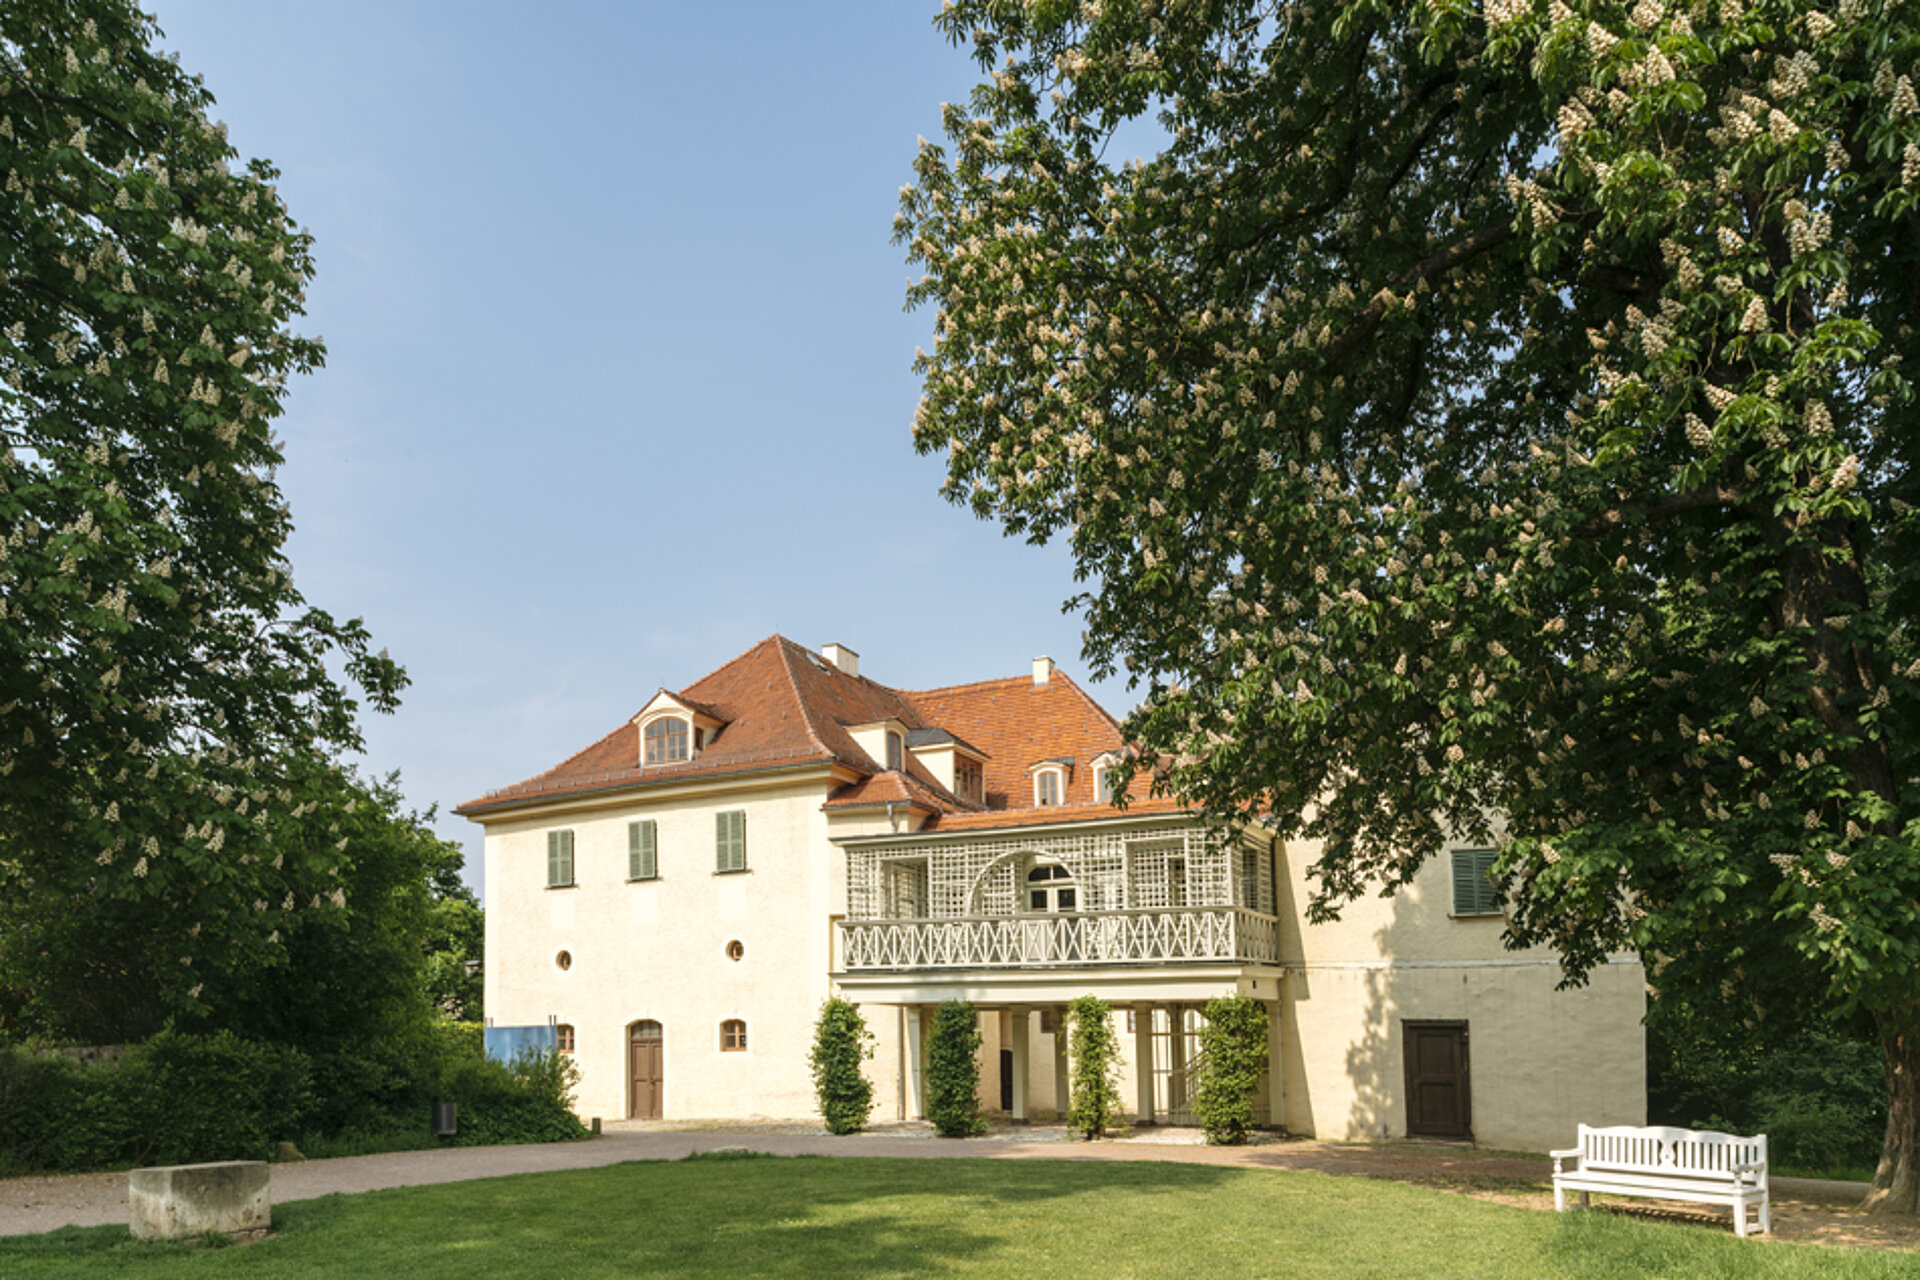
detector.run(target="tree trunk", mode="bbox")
[1865,1008,1920,1216]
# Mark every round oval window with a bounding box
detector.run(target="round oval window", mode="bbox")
[726,940,745,962]
[556,950,572,971]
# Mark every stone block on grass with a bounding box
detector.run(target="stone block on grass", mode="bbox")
[129,1160,271,1241]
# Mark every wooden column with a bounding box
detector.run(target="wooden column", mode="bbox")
[1267,997,1286,1133]
[904,1005,925,1121]
[1052,1005,1071,1119]
[1010,1008,1030,1123]
[1134,1005,1156,1125]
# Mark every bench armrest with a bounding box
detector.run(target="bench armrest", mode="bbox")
[1548,1147,1582,1160]
[1733,1160,1768,1178]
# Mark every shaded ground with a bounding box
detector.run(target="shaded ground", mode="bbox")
[2,1120,1910,1252]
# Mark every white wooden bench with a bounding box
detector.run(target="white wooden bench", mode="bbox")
[1550,1124,1769,1238]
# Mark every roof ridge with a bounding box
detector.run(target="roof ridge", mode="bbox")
[678,633,786,698]
[902,673,1033,698]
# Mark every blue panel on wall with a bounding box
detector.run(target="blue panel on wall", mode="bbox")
[484,1024,559,1063]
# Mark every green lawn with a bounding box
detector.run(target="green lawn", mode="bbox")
[1,1153,1910,1279]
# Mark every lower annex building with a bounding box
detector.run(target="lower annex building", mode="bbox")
[457,635,1644,1149]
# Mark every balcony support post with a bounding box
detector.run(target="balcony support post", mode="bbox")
[1010,1008,1029,1123]
[904,1005,926,1121]
[1133,1004,1156,1125]
[1052,1005,1070,1119]
[1266,996,1285,1133]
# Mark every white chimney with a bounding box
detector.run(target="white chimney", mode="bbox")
[1032,655,1055,686]
[823,643,860,678]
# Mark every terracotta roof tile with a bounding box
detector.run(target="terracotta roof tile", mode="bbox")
[824,771,955,812]
[458,635,1165,826]
[901,672,1128,813]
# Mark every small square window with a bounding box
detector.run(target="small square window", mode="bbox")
[721,1019,747,1052]
[556,1024,575,1054]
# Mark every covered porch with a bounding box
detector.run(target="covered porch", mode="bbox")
[840,969,1287,1128]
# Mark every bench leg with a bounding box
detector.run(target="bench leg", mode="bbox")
[1554,1184,1565,1213]
[1734,1204,1747,1239]
[1759,1199,1770,1235]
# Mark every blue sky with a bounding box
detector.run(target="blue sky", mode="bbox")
[150,2,1135,898]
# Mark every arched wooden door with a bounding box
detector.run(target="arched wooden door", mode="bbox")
[629,1020,663,1120]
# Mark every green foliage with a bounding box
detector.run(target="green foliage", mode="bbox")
[0,1029,313,1172]
[810,998,875,1135]
[1650,997,1885,1174]
[423,867,484,1022]
[0,0,406,1040]
[1066,995,1122,1139]
[1194,996,1269,1146]
[901,0,1920,1199]
[924,1000,986,1137]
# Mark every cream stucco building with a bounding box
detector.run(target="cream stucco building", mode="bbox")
[458,635,1644,1152]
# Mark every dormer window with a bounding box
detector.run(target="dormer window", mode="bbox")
[1034,766,1064,807]
[887,731,904,772]
[1091,751,1127,804]
[954,757,983,803]
[645,717,690,764]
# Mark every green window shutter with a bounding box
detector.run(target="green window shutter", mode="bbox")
[629,820,657,880]
[1452,848,1498,915]
[716,810,746,873]
[548,829,574,888]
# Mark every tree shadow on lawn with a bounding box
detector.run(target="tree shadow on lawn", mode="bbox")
[0,1155,1252,1279]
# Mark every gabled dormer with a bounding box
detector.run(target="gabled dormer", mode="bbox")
[634,691,727,767]
[904,728,989,806]
[844,718,911,774]
[1090,750,1129,803]
[1030,757,1074,807]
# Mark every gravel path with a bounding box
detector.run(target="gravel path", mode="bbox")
[2,1123,1908,1251]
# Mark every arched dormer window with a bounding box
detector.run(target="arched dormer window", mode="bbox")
[1034,766,1064,807]
[645,717,690,764]
[887,730,904,771]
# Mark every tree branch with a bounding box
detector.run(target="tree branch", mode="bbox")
[1319,218,1518,370]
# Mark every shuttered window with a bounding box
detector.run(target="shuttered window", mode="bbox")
[715,810,747,873]
[1451,848,1501,916]
[547,829,575,888]
[629,820,657,881]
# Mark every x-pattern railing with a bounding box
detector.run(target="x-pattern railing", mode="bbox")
[838,907,1278,971]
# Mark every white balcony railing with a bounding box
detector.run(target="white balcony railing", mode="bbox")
[837,907,1279,972]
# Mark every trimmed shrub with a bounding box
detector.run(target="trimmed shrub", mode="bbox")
[1194,995,1268,1145]
[810,998,875,1135]
[925,1000,986,1137]
[0,1030,312,1171]
[1066,996,1122,1139]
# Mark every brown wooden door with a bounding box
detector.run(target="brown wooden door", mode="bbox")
[1403,1021,1470,1139]
[629,1021,663,1120]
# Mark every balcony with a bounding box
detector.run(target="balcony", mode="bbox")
[837,906,1279,973]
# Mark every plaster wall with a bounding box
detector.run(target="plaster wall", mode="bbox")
[482,778,836,1122]
[1272,834,1646,1152]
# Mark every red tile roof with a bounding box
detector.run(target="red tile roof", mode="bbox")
[457,635,1183,829]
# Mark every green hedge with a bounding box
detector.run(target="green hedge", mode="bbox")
[1067,996,1122,1139]
[0,1022,583,1174]
[811,998,875,1135]
[1193,996,1268,1145]
[0,1029,314,1172]
[925,1000,986,1137]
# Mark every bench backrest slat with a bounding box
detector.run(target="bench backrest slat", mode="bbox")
[1575,1125,1766,1181]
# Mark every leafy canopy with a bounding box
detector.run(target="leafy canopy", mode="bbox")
[0,0,402,1033]
[902,0,1919,1008]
